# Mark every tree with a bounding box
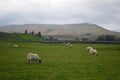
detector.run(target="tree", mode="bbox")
[105,35,115,41]
[96,35,105,41]
[31,31,34,35]
[97,35,115,41]
[37,32,42,37]
[25,29,28,34]
[75,37,80,41]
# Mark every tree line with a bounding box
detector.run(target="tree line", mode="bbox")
[75,34,120,42]
[96,35,120,41]
[25,29,42,37]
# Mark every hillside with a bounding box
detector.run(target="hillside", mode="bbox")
[0,32,43,42]
[0,23,120,40]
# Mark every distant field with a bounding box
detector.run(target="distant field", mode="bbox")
[0,32,43,42]
[0,42,120,80]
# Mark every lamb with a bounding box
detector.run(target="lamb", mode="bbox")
[27,53,42,63]
[87,46,98,56]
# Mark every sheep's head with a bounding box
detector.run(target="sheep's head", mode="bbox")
[87,47,93,51]
[87,48,90,51]
[39,59,42,63]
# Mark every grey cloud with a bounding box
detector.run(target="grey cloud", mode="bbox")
[0,0,120,32]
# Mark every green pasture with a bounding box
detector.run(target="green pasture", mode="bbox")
[0,42,120,80]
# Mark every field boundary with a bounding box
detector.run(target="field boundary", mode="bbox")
[41,40,120,44]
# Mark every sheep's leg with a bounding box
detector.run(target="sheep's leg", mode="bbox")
[35,59,37,62]
[32,60,34,63]
[28,59,30,64]
[31,59,34,63]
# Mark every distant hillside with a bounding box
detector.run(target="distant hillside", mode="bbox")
[0,23,120,40]
[0,32,43,42]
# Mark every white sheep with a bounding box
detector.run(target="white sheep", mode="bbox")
[69,44,73,48]
[87,46,98,56]
[13,45,18,48]
[66,42,70,46]
[89,48,98,56]
[27,53,42,63]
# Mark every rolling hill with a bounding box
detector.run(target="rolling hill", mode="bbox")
[0,23,120,40]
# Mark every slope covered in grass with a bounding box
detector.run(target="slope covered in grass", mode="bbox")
[0,32,43,42]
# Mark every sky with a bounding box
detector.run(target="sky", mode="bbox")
[0,0,120,32]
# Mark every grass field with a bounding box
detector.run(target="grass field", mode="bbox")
[0,42,120,80]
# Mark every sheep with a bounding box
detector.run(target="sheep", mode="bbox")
[13,45,18,48]
[66,42,70,46]
[69,44,73,48]
[87,46,98,56]
[89,48,98,56]
[27,53,42,64]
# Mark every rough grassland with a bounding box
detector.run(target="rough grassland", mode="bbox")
[0,42,120,80]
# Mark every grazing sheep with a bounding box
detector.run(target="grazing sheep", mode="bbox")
[13,45,18,48]
[69,44,73,48]
[89,48,98,56]
[27,53,42,64]
[66,42,70,46]
[87,46,98,56]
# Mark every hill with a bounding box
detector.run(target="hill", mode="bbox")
[0,23,120,40]
[0,32,43,42]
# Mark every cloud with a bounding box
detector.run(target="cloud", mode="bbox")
[0,0,120,32]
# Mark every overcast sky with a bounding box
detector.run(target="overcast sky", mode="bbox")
[0,0,120,32]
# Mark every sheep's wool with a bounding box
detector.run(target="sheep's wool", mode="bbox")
[27,53,41,63]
